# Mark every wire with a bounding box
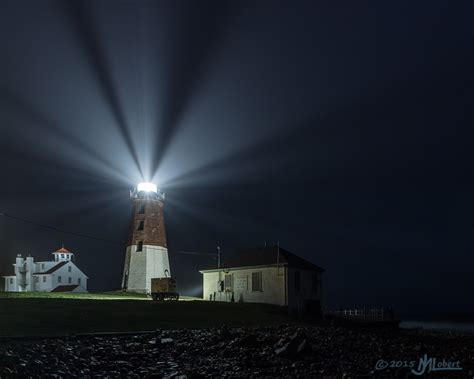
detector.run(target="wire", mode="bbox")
[0,211,218,258]
[176,251,217,257]
[0,211,120,245]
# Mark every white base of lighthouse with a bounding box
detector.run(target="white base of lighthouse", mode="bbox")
[122,245,171,294]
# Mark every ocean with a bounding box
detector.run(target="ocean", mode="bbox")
[400,320,474,334]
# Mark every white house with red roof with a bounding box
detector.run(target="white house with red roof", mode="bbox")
[3,247,88,292]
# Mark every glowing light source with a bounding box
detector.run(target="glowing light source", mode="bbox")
[137,182,157,193]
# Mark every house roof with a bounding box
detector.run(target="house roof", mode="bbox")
[51,285,79,292]
[37,261,68,275]
[203,246,325,272]
[54,247,72,254]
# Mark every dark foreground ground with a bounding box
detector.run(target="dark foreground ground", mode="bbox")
[0,325,473,378]
[0,298,290,337]
[1,298,473,377]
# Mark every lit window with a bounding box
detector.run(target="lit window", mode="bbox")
[252,272,262,292]
[58,276,62,283]
[138,204,145,214]
[137,220,144,231]
[136,241,143,252]
[68,277,72,284]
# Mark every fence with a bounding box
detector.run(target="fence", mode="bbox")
[326,307,394,320]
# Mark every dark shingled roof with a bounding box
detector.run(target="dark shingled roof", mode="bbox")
[212,246,325,272]
[37,261,68,275]
[51,285,79,292]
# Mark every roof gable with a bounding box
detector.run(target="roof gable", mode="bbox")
[33,261,88,278]
[55,247,72,254]
[40,261,68,274]
[213,246,325,272]
[68,263,89,279]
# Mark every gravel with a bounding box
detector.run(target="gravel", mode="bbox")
[0,325,472,378]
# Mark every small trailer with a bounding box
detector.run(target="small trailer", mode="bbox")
[150,278,179,301]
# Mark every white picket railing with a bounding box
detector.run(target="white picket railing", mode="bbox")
[327,308,393,320]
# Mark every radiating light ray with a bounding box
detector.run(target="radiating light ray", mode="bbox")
[148,1,236,178]
[58,0,144,179]
[0,87,131,184]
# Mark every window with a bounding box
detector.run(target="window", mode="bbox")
[294,270,300,291]
[35,276,39,283]
[68,277,72,284]
[68,266,72,272]
[137,220,144,231]
[252,272,262,292]
[43,276,46,283]
[61,254,65,259]
[41,264,45,270]
[136,241,143,252]
[312,273,319,293]
[9,278,13,284]
[78,278,81,285]
[138,204,145,214]
[58,276,62,283]
[224,274,233,291]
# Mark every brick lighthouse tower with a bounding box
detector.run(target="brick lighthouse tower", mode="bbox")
[122,182,171,293]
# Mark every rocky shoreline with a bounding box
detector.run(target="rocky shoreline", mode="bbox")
[0,325,472,378]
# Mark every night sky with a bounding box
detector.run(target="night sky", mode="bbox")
[0,0,472,319]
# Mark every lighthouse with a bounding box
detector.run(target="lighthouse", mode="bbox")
[121,182,171,293]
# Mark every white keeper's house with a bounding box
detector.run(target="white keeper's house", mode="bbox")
[200,245,325,315]
[3,246,88,293]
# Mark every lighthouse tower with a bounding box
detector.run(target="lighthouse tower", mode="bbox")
[121,182,171,293]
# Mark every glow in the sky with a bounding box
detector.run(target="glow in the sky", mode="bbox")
[137,182,157,193]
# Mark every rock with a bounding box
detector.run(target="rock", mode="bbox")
[238,334,258,348]
[1,325,472,377]
[297,339,308,354]
[275,335,302,358]
[274,338,286,349]
[219,325,232,340]
[126,342,142,352]
[3,367,14,374]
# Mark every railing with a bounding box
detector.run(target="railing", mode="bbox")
[327,307,394,320]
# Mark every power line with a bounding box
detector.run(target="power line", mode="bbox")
[176,250,217,257]
[0,211,120,245]
[0,210,219,258]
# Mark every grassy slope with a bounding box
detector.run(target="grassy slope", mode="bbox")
[0,291,150,300]
[0,297,292,337]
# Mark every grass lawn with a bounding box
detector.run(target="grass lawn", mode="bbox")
[0,295,293,337]
[0,291,150,301]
